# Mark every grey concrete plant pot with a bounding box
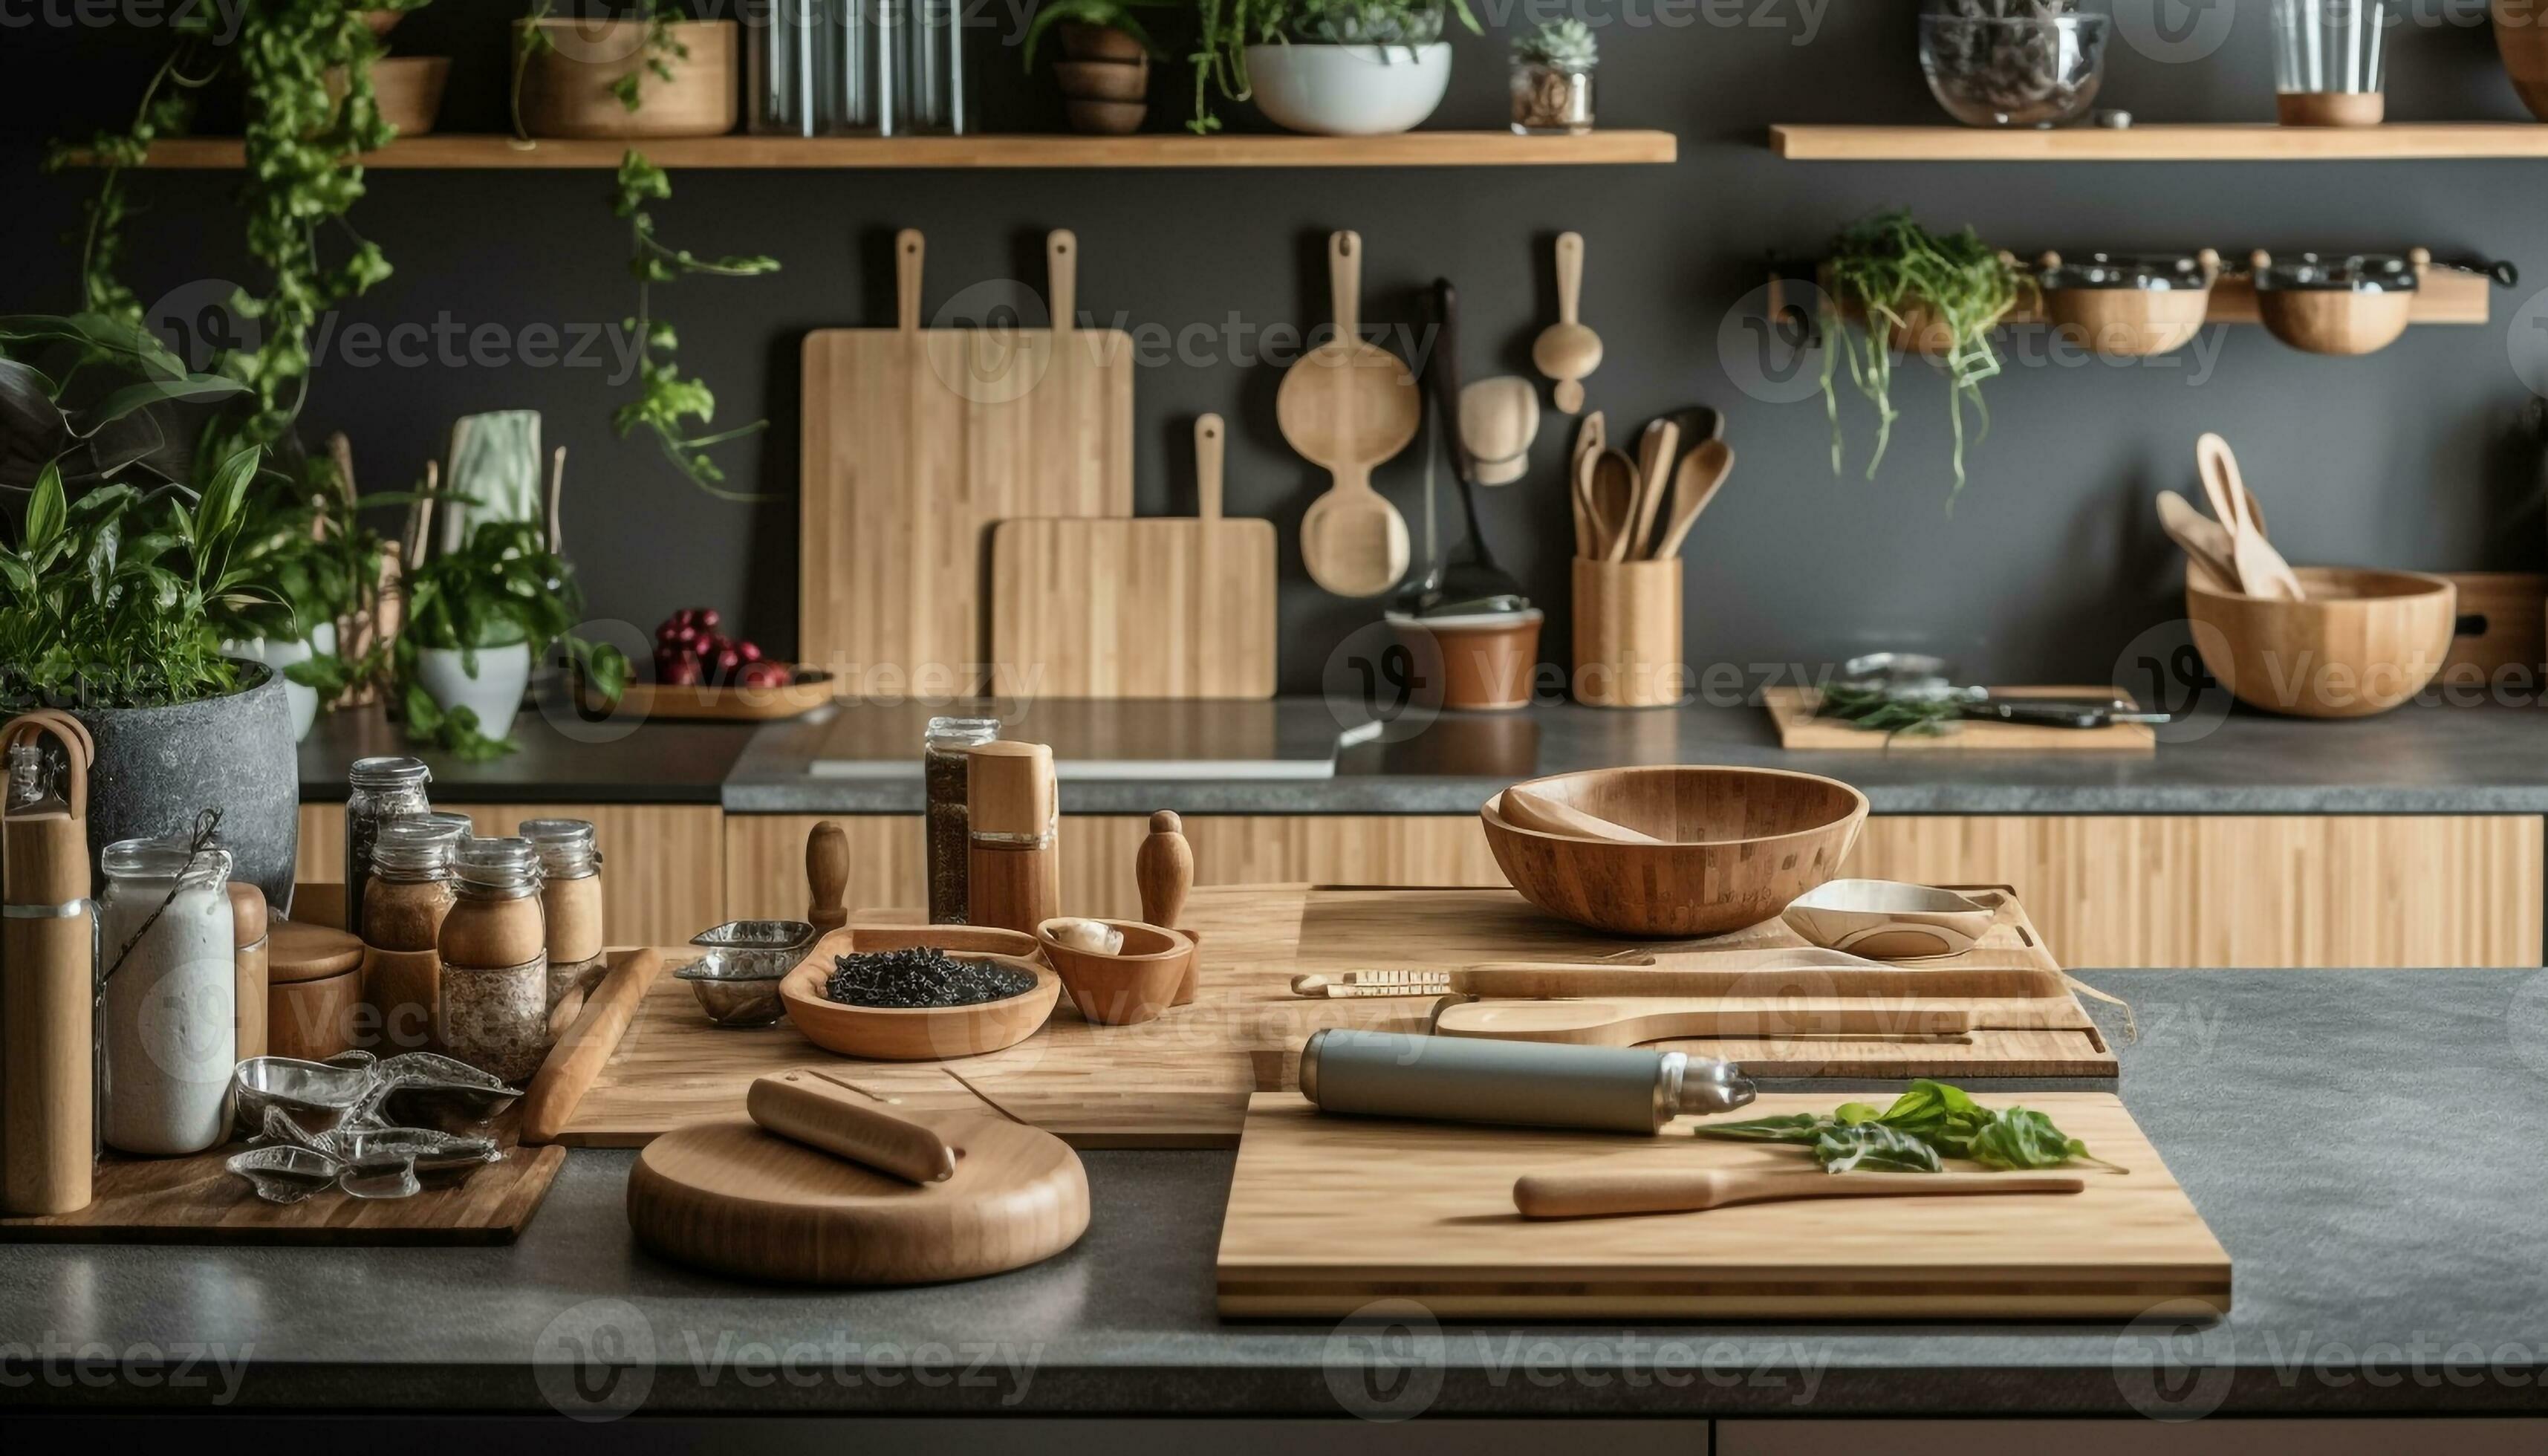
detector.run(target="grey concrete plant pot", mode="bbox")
[74,658,300,911]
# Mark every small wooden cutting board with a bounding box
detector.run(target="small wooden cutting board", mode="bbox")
[1764,685,2158,754]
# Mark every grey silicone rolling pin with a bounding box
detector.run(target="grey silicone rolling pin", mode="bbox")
[1298,1030,1756,1134]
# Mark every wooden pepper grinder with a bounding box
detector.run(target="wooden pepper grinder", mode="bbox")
[2,709,96,1217]
[966,741,1059,935]
[1136,810,1198,1006]
[806,820,849,934]
[228,883,270,1062]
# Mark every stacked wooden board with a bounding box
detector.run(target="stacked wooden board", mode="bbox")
[548,885,2117,1150]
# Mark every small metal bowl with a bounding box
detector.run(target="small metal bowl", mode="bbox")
[227,1145,345,1205]
[689,920,819,979]
[365,1052,523,1131]
[232,1056,376,1139]
[675,952,790,1028]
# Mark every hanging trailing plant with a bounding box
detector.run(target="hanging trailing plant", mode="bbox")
[1817,209,2028,501]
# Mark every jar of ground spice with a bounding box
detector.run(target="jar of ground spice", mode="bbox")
[343,756,431,943]
[364,818,464,953]
[437,836,550,1084]
[520,818,603,967]
[924,716,1001,924]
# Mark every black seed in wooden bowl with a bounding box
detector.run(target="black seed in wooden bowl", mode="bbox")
[827,946,1038,1009]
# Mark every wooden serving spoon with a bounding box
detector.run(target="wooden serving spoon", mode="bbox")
[1570,411,1605,558]
[1585,446,1639,562]
[1433,998,1976,1047]
[1622,416,1679,561]
[1281,231,1419,598]
[1654,440,1735,561]
[1531,232,1602,415]
[1514,1166,2085,1220]
[2195,432,2304,600]
[1498,787,1663,844]
[2155,490,2240,591]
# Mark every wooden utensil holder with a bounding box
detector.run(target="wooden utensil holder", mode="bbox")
[1572,559,1684,709]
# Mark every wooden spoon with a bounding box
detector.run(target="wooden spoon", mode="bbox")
[1498,787,1664,844]
[1531,231,1602,415]
[1585,447,1639,563]
[2195,432,2304,601]
[1624,417,1679,561]
[1653,441,1735,561]
[1570,412,1605,558]
[1433,997,1976,1047]
[1280,231,1420,598]
[1515,1166,2085,1221]
[2155,490,2240,591]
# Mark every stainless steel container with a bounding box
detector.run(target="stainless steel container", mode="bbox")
[1299,1029,1755,1134]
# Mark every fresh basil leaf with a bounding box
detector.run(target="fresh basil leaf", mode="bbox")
[1815,1124,1943,1174]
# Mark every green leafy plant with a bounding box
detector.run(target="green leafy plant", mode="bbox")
[1021,0,1179,66]
[1818,209,2027,500]
[1512,18,1597,69]
[1697,1079,2125,1174]
[395,519,628,760]
[1188,0,1481,133]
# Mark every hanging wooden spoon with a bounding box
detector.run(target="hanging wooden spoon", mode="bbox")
[1281,231,1420,598]
[1653,440,1734,561]
[1531,232,1602,415]
[2195,432,2304,600]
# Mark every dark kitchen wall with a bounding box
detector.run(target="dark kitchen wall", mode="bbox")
[8,1,2547,692]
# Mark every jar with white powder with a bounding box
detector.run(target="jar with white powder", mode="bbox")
[100,836,236,1156]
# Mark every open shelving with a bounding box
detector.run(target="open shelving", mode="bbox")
[1769,122,2548,162]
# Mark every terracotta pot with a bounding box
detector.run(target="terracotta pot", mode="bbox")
[514,19,737,140]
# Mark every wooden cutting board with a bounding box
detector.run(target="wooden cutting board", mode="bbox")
[1216,1091,2230,1319]
[552,885,2116,1151]
[1764,686,2157,754]
[987,415,1277,698]
[801,229,1134,696]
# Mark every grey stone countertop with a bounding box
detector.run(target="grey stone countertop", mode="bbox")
[722,698,2548,816]
[298,705,758,805]
[6,969,2547,1417]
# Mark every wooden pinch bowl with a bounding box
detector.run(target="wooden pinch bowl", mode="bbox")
[780,928,1058,1061]
[1481,766,1868,937]
[1037,919,1195,1027]
[1780,880,1999,961]
[2185,566,2455,719]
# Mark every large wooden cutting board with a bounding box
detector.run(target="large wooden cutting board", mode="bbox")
[553,885,2116,1150]
[1217,1091,2229,1319]
[1764,686,2157,754]
[801,230,1134,696]
[987,416,1277,698]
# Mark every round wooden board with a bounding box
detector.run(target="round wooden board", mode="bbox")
[626,1111,1089,1285]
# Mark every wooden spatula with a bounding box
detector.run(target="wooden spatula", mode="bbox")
[2196,432,2304,600]
[2155,490,2240,591]
[1654,440,1735,561]
[1514,1166,2085,1219]
[1434,997,1975,1046]
[1569,412,1605,558]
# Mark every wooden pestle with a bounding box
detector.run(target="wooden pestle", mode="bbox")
[806,821,850,933]
[1137,810,1197,1004]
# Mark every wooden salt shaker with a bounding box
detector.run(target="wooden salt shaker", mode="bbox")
[966,741,1059,935]
[1136,810,1198,1006]
[806,820,849,934]
[228,883,270,1062]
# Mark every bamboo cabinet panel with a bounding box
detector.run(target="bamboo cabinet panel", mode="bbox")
[296,803,725,949]
[721,812,2543,969]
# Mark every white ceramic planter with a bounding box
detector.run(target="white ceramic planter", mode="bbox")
[1245,42,1452,136]
[224,622,337,743]
[415,641,532,741]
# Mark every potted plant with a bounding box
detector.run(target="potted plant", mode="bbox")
[1509,19,1596,136]
[514,0,738,140]
[1816,210,2029,501]
[1023,0,1178,134]
[1191,0,1481,136]
[398,519,627,759]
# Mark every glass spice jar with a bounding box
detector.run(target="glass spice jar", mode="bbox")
[437,837,551,1085]
[1510,61,1593,135]
[923,716,1001,924]
[520,817,605,1007]
[343,756,431,943]
[363,818,462,954]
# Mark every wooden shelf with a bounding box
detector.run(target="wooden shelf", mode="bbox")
[1771,122,2548,162]
[101,131,1678,170]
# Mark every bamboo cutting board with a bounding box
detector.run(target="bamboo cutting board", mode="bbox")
[988,415,1278,698]
[1216,1091,2229,1319]
[1764,686,2157,754]
[801,230,1134,696]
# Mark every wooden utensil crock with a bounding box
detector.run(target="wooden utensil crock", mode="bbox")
[3,711,94,1215]
[2186,566,2456,718]
[514,19,738,140]
[1573,558,1683,709]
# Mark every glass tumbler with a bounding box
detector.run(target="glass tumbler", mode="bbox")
[2272,0,2401,125]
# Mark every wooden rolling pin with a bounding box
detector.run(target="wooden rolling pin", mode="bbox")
[748,1070,956,1184]
[1434,997,1975,1047]
[1515,1166,2085,1219]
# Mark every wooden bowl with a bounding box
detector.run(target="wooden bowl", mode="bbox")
[1781,880,1998,961]
[1481,766,1868,937]
[1036,919,1193,1026]
[780,933,1058,1061]
[2254,287,2414,356]
[2185,566,2455,719]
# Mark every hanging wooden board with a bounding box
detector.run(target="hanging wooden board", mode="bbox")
[1763,686,2157,754]
[1216,1091,2229,1319]
[800,230,1135,696]
[553,884,2115,1150]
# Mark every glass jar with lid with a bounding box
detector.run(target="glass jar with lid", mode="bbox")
[437,836,550,1084]
[344,756,431,942]
[100,836,235,1156]
[521,818,605,1007]
[363,817,466,955]
[924,716,1001,923]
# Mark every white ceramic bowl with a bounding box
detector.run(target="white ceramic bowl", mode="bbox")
[1781,880,1999,961]
[1245,42,1452,136]
[414,641,532,741]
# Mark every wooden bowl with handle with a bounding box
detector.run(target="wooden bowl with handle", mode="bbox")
[1481,766,1868,937]
[2185,566,2455,719]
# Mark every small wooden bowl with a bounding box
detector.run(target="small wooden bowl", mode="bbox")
[1036,919,1194,1026]
[1481,766,1867,937]
[1781,880,1998,961]
[781,944,1058,1062]
[2185,566,2455,719]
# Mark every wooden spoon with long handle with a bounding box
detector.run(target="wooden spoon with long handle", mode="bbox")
[1532,232,1602,415]
[1654,440,1735,561]
[1585,447,1638,563]
[1515,1166,2086,1220]
[1623,417,1679,560]
[1569,412,1605,558]
[1282,231,1419,598]
[1498,787,1664,843]
[1433,998,1975,1047]
[2196,432,2304,600]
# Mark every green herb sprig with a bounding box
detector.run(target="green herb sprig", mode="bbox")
[1697,1079,2125,1174]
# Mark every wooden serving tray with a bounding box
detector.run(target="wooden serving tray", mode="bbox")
[1216,1091,2229,1320]
[1764,685,2157,754]
[553,885,2116,1151]
[608,673,836,722]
